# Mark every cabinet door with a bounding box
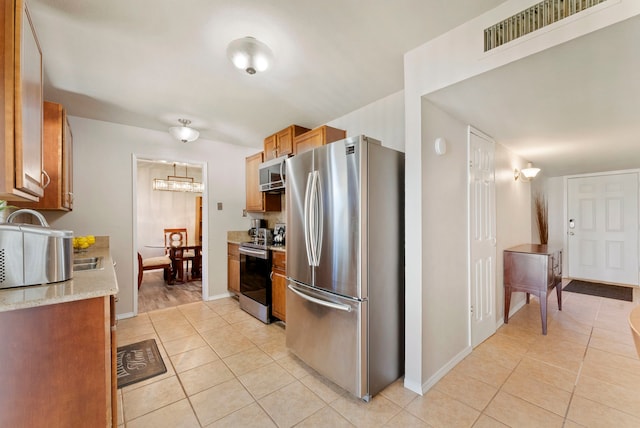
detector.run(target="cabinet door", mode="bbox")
[227,243,240,294]
[245,152,264,211]
[271,270,286,321]
[293,128,323,156]
[14,102,73,210]
[14,0,43,198]
[0,0,44,201]
[264,135,277,161]
[245,151,281,212]
[293,125,345,156]
[276,127,293,157]
[271,251,286,321]
[62,112,73,209]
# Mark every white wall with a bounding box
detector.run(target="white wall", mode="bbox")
[495,145,534,323]
[328,90,405,152]
[49,117,256,317]
[419,100,471,381]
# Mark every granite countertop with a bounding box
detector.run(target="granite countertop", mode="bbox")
[227,231,286,252]
[0,237,119,312]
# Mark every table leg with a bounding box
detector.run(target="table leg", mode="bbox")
[540,291,548,335]
[504,286,512,324]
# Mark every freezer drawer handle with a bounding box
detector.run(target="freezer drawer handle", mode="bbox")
[287,284,352,312]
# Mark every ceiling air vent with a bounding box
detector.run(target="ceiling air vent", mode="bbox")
[484,0,608,52]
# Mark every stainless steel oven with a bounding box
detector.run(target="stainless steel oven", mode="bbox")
[239,242,272,323]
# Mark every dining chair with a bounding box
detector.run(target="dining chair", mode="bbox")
[137,252,173,289]
[163,228,195,282]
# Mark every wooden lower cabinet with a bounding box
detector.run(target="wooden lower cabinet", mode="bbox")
[0,295,117,427]
[228,242,240,295]
[271,250,287,321]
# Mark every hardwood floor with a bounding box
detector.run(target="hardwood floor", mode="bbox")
[138,270,202,313]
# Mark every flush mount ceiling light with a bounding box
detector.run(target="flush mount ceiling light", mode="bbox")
[169,119,199,143]
[227,36,273,75]
[514,162,541,181]
[153,163,203,193]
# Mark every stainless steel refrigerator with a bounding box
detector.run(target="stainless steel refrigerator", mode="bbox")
[285,135,404,401]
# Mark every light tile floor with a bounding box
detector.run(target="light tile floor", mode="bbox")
[117,289,640,427]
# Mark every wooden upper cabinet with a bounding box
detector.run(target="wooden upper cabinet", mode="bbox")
[15,102,73,210]
[264,125,310,161]
[246,151,281,212]
[1,0,44,201]
[293,125,346,156]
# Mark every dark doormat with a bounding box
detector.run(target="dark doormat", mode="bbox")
[563,280,633,302]
[117,339,167,389]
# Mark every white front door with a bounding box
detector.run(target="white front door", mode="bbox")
[469,128,497,347]
[567,173,639,285]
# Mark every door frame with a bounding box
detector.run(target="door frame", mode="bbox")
[132,154,209,316]
[564,168,640,286]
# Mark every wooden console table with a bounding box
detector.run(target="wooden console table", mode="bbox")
[504,244,562,335]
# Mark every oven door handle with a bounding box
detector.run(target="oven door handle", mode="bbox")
[239,247,269,258]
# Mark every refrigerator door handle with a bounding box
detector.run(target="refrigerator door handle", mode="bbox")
[308,171,321,267]
[288,284,352,312]
[314,171,323,266]
[303,172,314,266]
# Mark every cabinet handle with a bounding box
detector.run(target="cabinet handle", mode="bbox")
[42,170,51,189]
[270,271,273,281]
[68,192,74,203]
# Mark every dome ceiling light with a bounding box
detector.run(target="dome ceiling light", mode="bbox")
[169,119,199,143]
[227,36,273,75]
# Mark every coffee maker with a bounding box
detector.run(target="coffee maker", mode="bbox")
[248,219,266,239]
[273,223,286,246]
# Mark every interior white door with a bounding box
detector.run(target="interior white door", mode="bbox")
[469,129,497,347]
[567,173,639,285]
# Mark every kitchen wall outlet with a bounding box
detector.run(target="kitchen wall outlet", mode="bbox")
[242,209,247,217]
[217,202,223,210]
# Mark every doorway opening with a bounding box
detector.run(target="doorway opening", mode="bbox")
[133,155,208,314]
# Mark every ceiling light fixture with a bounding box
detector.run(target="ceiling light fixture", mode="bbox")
[514,162,541,181]
[227,36,273,75]
[169,119,199,143]
[153,163,203,193]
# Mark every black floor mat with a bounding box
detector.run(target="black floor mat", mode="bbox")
[563,280,633,302]
[116,338,167,388]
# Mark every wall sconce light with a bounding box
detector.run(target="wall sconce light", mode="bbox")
[434,137,447,155]
[227,36,274,75]
[169,119,200,143]
[514,162,541,181]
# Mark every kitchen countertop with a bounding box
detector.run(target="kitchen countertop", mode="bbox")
[0,236,118,312]
[227,230,286,252]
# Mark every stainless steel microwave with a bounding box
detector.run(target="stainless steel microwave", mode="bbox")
[259,155,288,192]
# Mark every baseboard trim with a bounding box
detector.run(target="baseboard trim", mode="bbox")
[421,345,473,393]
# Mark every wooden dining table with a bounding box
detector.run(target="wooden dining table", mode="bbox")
[168,245,202,284]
